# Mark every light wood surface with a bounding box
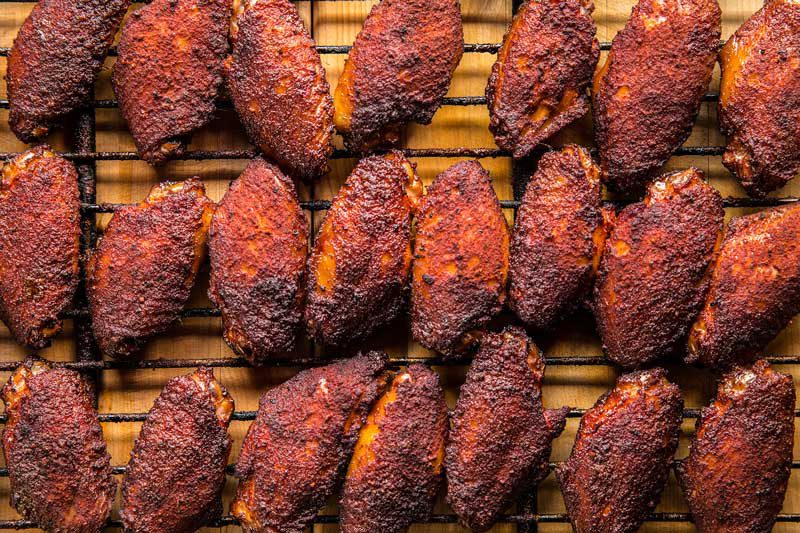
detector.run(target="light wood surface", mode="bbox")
[0,0,798,532]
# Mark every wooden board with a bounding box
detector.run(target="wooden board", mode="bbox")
[0,0,798,531]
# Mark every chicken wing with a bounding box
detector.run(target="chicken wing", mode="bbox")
[6,0,130,142]
[231,352,390,532]
[0,146,80,349]
[333,0,464,151]
[677,360,795,533]
[592,0,720,194]
[687,203,800,369]
[306,152,422,347]
[340,364,448,533]
[487,0,598,158]
[446,327,568,532]
[226,0,334,181]
[88,178,214,359]
[718,0,800,197]
[509,145,607,330]
[209,158,308,364]
[557,368,683,533]
[411,161,509,358]
[594,168,724,368]
[2,358,116,532]
[121,368,234,533]
[112,0,229,165]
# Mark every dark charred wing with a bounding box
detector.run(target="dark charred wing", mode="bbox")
[7,0,130,142]
[209,158,308,364]
[593,169,723,369]
[232,352,390,532]
[88,178,215,359]
[340,364,448,533]
[0,146,80,349]
[112,0,229,165]
[677,360,795,533]
[556,368,683,533]
[487,0,598,158]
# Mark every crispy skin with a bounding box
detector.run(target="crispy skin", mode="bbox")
[232,352,390,532]
[6,0,130,142]
[557,368,683,533]
[226,0,334,181]
[677,360,794,533]
[88,178,214,359]
[333,0,464,151]
[340,364,448,533]
[687,203,800,369]
[306,152,422,347]
[446,327,568,532]
[718,0,800,197]
[487,0,598,158]
[112,0,229,165]
[594,169,724,368]
[121,368,234,533]
[509,145,606,330]
[209,158,308,364]
[411,161,509,358]
[0,147,80,348]
[1,358,116,533]
[592,0,720,194]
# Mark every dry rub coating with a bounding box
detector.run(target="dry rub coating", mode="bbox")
[411,161,509,358]
[209,158,308,364]
[487,0,598,158]
[6,0,130,142]
[306,152,422,347]
[718,0,800,197]
[0,147,80,349]
[333,0,464,151]
[677,360,795,533]
[509,145,606,330]
[340,364,448,533]
[592,0,720,194]
[232,352,390,532]
[2,358,116,533]
[113,0,230,165]
[226,0,334,181]
[557,368,683,533]
[687,203,800,369]
[446,327,569,532]
[594,169,724,369]
[121,368,234,533]
[88,178,214,359]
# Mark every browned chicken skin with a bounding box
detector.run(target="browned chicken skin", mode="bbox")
[113,0,230,165]
[0,146,80,349]
[209,158,308,364]
[121,368,234,533]
[592,0,721,194]
[509,145,607,330]
[718,0,800,197]
[677,360,795,533]
[340,364,448,533]
[2,358,116,533]
[306,152,422,347]
[6,0,130,142]
[88,178,214,359]
[226,0,334,181]
[411,161,509,358]
[333,0,464,151]
[232,352,390,532]
[594,169,724,368]
[557,368,684,533]
[687,203,800,369]
[487,0,598,158]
